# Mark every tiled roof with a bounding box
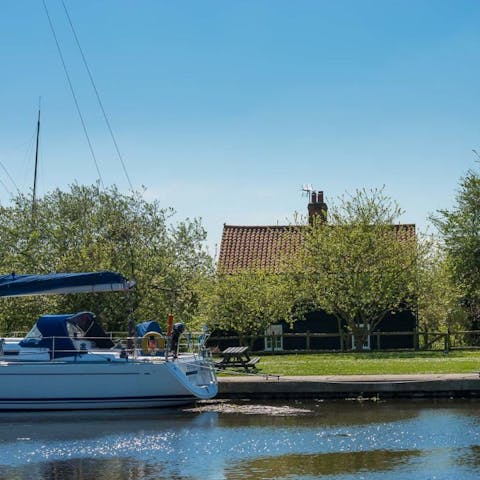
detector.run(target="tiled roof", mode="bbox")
[393,224,416,240]
[218,225,303,273]
[218,223,416,274]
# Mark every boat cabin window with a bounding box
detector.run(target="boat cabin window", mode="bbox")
[66,321,85,339]
[21,324,43,346]
[24,325,42,341]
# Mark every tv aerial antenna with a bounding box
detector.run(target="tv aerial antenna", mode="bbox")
[301,184,313,197]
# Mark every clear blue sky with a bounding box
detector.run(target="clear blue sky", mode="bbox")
[1,0,479,254]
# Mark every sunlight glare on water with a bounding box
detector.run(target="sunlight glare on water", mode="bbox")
[0,400,479,480]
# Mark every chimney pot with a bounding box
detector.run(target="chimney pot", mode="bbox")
[308,190,328,224]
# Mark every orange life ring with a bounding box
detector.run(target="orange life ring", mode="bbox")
[141,331,165,355]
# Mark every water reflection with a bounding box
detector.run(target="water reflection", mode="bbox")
[0,409,217,444]
[225,449,422,480]
[0,400,478,480]
[212,399,423,428]
[456,445,480,469]
[0,457,173,480]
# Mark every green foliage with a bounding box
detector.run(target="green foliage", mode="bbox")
[417,246,467,332]
[197,269,296,341]
[287,188,419,349]
[0,184,212,332]
[431,168,480,330]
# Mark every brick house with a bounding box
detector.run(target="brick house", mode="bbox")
[217,191,417,352]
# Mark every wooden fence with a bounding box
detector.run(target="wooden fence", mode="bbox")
[5,328,480,353]
[208,329,480,353]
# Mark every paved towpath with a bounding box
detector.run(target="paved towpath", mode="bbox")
[218,373,480,399]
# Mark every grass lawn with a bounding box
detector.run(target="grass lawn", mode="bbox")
[235,351,480,376]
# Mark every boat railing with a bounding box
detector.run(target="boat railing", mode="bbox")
[0,334,124,359]
[170,329,213,358]
[0,331,214,362]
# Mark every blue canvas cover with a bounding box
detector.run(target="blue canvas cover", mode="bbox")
[19,315,76,359]
[0,271,132,298]
[69,311,114,349]
[136,320,162,337]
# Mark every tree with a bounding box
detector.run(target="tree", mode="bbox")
[0,184,212,333]
[431,167,480,335]
[197,268,297,347]
[287,188,419,350]
[417,245,466,334]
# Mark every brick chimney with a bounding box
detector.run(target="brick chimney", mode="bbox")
[308,190,328,224]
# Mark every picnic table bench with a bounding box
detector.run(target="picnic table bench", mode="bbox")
[215,346,260,372]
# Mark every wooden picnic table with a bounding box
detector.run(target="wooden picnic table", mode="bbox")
[215,346,260,372]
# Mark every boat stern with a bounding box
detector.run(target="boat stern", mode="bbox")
[166,355,218,400]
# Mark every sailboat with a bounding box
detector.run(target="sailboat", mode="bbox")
[0,271,218,410]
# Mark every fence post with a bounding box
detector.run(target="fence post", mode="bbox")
[445,328,451,352]
[306,330,310,351]
[413,327,419,351]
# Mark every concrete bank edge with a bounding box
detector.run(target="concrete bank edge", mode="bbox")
[217,374,480,399]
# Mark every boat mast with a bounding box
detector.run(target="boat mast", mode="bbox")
[32,106,41,213]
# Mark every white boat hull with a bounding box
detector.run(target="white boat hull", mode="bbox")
[0,355,217,410]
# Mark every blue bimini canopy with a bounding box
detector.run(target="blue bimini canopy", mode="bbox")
[0,271,134,298]
[19,315,76,359]
[136,320,162,338]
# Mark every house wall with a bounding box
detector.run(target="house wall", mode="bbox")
[212,308,417,352]
[373,310,416,349]
[282,310,341,350]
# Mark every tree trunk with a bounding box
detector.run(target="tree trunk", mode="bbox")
[352,326,369,351]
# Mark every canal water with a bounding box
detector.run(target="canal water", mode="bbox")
[0,399,479,480]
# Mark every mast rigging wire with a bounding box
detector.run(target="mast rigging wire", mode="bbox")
[41,0,105,189]
[61,0,134,191]
[0,176,13,198]
[0,159,20,194]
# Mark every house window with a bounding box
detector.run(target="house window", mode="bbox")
[351,324,371,351]
[265,324,283,351]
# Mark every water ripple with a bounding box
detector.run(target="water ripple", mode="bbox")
[0,400,478,480]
